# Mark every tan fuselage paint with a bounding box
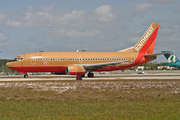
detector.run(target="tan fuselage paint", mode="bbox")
[10,51,141,67]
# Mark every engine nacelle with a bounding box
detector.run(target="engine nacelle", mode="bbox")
[65,66,85,75]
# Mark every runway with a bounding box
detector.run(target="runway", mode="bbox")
[0,70,180,81]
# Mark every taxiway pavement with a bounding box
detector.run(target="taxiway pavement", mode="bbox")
[0,70,180,81]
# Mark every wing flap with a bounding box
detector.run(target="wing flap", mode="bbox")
[82,61,130,70]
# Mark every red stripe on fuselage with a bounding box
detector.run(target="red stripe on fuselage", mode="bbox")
[8,66,66,73]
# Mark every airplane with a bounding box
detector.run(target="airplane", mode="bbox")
[161,51,180,68]
[6,23,171,80]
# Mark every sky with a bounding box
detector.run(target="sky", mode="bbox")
[0,0,179,62]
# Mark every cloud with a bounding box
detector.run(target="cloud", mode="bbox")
[0,12,7,23]
[94,5,115,22]
[133,3,152,16]
[0,5,119,27]
[174,7,180,13]
[0,33,8,41]
[6,19,22,27]
[66,30,100,38]
[1,5,119,28]
[131,36,141,42]
[150,0,176,4]
[49,29,101,38]
[5,5,86,27]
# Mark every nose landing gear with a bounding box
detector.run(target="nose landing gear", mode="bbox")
[24,74,28,78]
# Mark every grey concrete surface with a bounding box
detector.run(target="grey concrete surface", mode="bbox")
[0,70,180,81]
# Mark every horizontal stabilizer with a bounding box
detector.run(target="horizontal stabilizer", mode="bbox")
[144,51,172,57]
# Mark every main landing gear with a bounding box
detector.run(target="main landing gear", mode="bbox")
[82,72,94,78]
[87,72,94,77]
[76,72,94,80]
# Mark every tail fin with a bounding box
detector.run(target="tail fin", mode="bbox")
[162,51,179,63]
[119,23,159,53]
[133,23,159,53]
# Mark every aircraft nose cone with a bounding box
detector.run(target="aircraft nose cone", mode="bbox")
[6,62,11,67]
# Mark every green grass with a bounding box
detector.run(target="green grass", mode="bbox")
[0,99,180,120]
[0,80,180,120]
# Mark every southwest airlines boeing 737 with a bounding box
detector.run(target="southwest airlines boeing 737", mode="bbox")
[6,23,171,80]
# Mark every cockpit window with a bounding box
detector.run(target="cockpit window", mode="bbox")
[13,57,24,61]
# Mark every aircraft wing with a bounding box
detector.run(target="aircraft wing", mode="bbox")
[82,61,130,70]
[144,51,172,57]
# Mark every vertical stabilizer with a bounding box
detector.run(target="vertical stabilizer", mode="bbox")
[162,51,179,63]
[133,23,159,53]
[119,23,159,54]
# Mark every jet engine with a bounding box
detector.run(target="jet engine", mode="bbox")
[65,65,85,75]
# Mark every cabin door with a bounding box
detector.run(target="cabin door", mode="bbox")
[30,54,36,65]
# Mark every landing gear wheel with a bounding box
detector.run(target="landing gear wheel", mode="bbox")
[82,73,85,77]
[24,74,28,78]
[88,73,94,77]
